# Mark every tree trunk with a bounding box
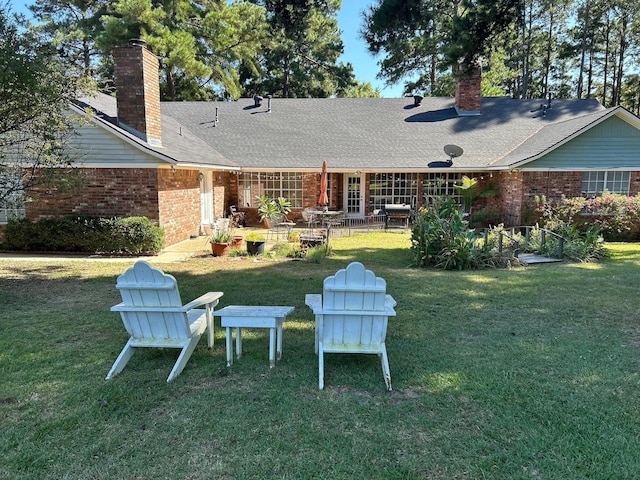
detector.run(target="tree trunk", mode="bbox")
[577,0,591,99]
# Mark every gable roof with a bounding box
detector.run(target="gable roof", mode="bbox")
[80,93,633,172]
[489,106,636,169]
[75,93,239,170]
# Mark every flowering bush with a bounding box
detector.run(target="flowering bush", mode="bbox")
[535,193,640,241]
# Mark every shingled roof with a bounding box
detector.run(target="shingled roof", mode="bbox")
[80,93,610,172]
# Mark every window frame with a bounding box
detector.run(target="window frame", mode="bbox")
[238,172,304,208]
[422,172,465,205]
[368,173,419,212]
[581,171,630,198]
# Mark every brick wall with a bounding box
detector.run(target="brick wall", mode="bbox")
[157,169,201,245]
[26,168,160,220]
[24,167,205,247]
[495,171,524,225]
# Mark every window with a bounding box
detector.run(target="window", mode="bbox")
[422,172,464,205]
[238,172,303,208]
[0,175,25,224]
[581,171,630,197]
[368,173,418,212]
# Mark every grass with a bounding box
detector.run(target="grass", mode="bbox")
[1,232,639,479]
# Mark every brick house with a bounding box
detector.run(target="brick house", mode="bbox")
[4,39,640,246]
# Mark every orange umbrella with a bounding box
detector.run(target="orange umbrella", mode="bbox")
[318,160,329,206]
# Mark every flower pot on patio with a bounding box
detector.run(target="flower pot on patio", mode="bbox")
[211,242,230,257]
[231,236,243,249]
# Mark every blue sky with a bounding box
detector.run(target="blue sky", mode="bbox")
[7,0,405,98]
[336,1,405,97]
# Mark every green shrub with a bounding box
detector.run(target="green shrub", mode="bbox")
[3,216,164,254]
[411,196,493,270]
[305,245,327,263]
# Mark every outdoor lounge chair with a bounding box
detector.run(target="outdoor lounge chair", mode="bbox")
[106,260,223,382]
[305,262,397,390]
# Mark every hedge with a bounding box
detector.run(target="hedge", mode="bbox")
[2,216,165,254]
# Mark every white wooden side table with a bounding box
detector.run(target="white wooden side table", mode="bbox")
[214,305,295,368]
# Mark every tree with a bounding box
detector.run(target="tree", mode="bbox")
[0,6,91,205]
[98,0,268,100]
[337,80,381,98]
[246,0,358,98]
[28,0,108,79]
[362,0,521,94]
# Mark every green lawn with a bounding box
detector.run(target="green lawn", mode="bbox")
[1,233,639,479]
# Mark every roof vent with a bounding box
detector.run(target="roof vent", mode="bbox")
[253,95,263,107]
[413,95,423,107]
[267,95,272,113]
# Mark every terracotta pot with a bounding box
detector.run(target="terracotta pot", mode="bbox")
[211,242,230,257]
[231,236,243,249]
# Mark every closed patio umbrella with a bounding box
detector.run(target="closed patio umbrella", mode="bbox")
[318,160,328,207]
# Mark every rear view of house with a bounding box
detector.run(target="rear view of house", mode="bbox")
[5,39,640,246]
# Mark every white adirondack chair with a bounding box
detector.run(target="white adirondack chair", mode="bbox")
[305,262,397,390]
[106,260,223,382]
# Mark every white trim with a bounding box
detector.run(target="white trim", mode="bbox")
[344,173,365,217]
[200,171,214,233]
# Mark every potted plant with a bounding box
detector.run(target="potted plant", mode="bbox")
[288,230,300,242]
[256,195,292,228]
[210,228,232,256]
[256,195,278,228]
[245,232,266,255]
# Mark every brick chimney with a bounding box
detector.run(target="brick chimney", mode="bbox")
[454,62,482,116]
[112,39,162,146]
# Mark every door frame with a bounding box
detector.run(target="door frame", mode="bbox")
[199,171,213,233]
[343,173,365,217]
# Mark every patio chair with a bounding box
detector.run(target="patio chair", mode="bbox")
[302,208,320,229]
[106,260,223,382]
[305,262,397,390]
[268,213,295,241]
[229,205,246,228]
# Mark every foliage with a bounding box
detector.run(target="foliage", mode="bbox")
[2,215,164,254]
[359,0,640,109]
[246,0,357,98]
[453,175,499,213]
[469,205,501,227]
[535,193,640,241]
[97,0,267,100]
[413,194,610,267]
[27,0,107,79]
[256,195,292,222]
[305,244,327,263]
[0,6,93,204]
[337,81,381,98]
[245,231,266,242]
[484,223,607,263]
[269,240,306,259]
[411,196,493,270]
[361,0,520,94]
[210,227,232,244]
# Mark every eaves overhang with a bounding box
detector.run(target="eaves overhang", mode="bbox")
[487,107,627,170]
[70,102,240,172]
